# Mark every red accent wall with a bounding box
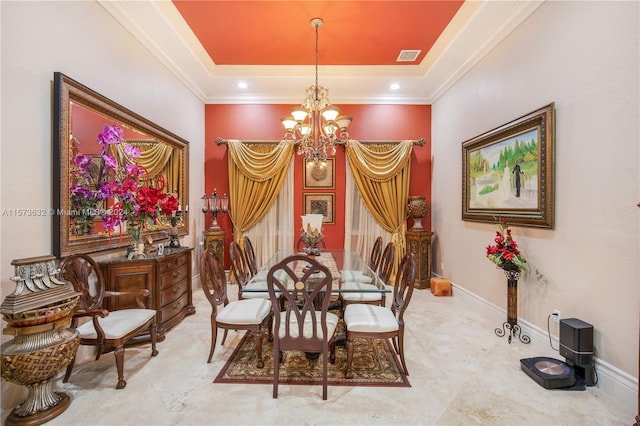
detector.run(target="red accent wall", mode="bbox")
[204,104,431,267]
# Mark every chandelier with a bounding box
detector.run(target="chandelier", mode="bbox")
[281,18,352,162]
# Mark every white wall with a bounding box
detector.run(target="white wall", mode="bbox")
[1,0,204,409]
[433,0,638,407]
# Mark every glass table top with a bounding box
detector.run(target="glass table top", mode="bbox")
[241,249,390,294]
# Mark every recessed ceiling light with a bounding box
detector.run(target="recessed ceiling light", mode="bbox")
[237,82,248,89]
[390,83,400,90]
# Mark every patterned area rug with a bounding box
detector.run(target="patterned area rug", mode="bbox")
[213,329,410,387]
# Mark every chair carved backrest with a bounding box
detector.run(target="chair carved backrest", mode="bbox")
[391,252,417,322]
[368,236,383,272]
[267,255,333,353]
[377,242,396,285]
[57,253,157,389]
[58,254,106,315]
[242,236,258,277]
[200,249,229,314]
[229,241,252,298]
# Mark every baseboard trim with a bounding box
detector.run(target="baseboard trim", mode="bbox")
[444,277,638,412]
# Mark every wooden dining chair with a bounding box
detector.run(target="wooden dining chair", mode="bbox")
[340,241,395,310]
[57,253,158,389]
[230,240,277,301]
[242,236,258,277]
[200,248,273,367]
[230,241,255,299]
[368,236,383,271]
[343,252,416,379]
[377,242,396,285]
[266,254,338,400]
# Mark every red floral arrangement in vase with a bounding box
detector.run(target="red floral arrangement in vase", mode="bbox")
[486,218,528,272]
[92,124,178,239]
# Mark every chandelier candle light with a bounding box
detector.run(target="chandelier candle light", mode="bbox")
[281,18,352,162]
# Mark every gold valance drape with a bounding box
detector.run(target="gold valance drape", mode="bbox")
[346,139,413,269]
[227,140,294,242]
[115,141,176,190]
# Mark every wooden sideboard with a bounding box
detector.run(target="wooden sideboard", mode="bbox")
[405,229,433,289]
[99,247,195,343]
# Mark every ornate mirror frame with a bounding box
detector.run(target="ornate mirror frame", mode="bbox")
[53,72,190,257]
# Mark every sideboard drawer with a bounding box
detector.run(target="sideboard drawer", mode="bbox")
[159,278,189,307]
[160,292,189,324]
[160,263,189,290]
[159,253,189,274]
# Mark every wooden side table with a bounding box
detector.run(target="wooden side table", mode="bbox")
[405,229,433,289]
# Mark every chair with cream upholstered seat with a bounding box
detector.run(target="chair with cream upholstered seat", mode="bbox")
[266,254,338,400]
[343,252,416,379]
[230,240,268,300]
[200,248,272,367]
[57,253,158,390]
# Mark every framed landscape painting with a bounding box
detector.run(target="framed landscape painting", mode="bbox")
[461,103,555,229]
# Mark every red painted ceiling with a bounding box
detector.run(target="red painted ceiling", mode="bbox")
[172,1,464,66]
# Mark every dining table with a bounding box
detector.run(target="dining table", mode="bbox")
[240,249,391,296]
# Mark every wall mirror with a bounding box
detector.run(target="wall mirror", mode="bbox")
[53,72,189,257]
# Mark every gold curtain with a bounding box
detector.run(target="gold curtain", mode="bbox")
[345,139,413,274]
[115,141,175,188]
[227,140,294,243]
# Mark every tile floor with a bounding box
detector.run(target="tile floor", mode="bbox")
[2,284,635,425]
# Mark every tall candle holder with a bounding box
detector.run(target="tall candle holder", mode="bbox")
[202,189,229,232]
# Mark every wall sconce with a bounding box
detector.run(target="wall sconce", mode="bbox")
[202,189,229,232]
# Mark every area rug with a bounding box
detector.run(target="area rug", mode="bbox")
[213,331,410,387]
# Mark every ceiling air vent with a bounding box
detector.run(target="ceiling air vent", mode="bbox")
[396,50,421,62]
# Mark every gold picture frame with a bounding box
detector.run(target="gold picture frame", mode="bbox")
[303,158,335,189]
[303,193,335,225]
[462,103,555,228]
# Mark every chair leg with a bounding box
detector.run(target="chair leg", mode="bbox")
[114,345,127,389]
[329,340,336,364]
[95,343,103,361]
[254,328,264,369]
[208,319,218,363]
[397,332,408,376]
[322,349,328,400]
[221,329,229,345]
[272,345,280,399]
[63,355,76,383]
[345,335,354,379]
[392,335,400,355]
[267,315,274,342]
[150,321,159,357]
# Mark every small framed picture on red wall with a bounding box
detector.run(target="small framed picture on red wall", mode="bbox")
[303,158,335,189]
[303,193,335,225]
